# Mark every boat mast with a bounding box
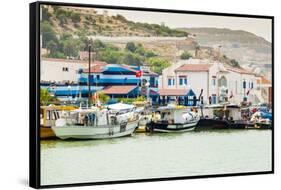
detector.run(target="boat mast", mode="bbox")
[88,44,92,107]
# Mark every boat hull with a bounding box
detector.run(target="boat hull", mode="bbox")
[40,126,56,139]
[148,121,198,132]
[52,120,139,140]
[195,119,230,130]
[253,122,272,129]
[136,125,150,133]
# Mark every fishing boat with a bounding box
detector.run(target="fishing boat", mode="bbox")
[147,105,199,132]
[40,105,77,139]
[135,107,153,133]
[196,103,261,130]
[195,103,239,130]
[250,111,272,129]
[51,107,139,140]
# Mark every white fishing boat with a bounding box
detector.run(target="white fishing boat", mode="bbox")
[52,107,139,140]
[147,105,199,132]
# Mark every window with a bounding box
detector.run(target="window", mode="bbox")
[179,77,187,86]
[173,79,175,85]
[251,82,254,89]
[168,78,172,86]
[62,67,69,72]
[150,77,155,87]
[96,75,100,80]
[212,78,216,86]
[218,76,227,87]
[179,78,183,85]
[212,94,217,104]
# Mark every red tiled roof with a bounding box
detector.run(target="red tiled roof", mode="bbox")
[158,89,187,96]
[175,64,212,72]
[83,61,107,73]
[257,76,271,85]
[225,66,255,75]
[101,85,138,95]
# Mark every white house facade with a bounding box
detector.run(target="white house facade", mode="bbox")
[40,58,88,83]
[159,59,261,105]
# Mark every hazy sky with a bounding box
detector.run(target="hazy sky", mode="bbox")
[95,8,272,42]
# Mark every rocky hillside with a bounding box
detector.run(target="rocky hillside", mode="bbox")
[178,28,272,77]
[42,5,188,37]
[41,5,270,76]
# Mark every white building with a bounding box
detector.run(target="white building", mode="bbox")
[256,76,272,105]
[159,59,260,104]
[40,58,88,83]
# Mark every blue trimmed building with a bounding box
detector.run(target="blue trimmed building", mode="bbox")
[43,60,159,100]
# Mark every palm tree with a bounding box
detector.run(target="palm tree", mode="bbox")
[40,88,53,105]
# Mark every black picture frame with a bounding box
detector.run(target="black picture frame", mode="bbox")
[29,1,274,189]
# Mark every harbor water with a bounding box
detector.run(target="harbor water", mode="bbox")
[41,130,272,185]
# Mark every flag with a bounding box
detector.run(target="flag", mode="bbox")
[246,90,250,95]
[229,91,233,99]
[136,70,142,78]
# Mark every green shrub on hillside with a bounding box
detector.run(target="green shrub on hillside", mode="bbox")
[41,21,58,48]
[147,57,171,74]
[180,51,192,60]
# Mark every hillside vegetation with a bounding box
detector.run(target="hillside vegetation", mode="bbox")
[42,5,188,38]
[41,6,247,74]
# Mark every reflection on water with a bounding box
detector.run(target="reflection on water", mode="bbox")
[41,130,272,186]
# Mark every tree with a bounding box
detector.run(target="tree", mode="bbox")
[97,92,110,103]
[40,89,53,105]
[99,50,123,64]
[147,57,171,74]
[57,14,67,26]
[125,42,137,52]
[230,59,240,67]
[42,7,51,21]
[122,52,143,66]
[63,39,79,58]
[180,51,192,60]
[115,14,127,22]
[135,44,145,56]
[71,12,81,23]
[145,50,157,58]
[40,21,58,48]
[46,40,57,55]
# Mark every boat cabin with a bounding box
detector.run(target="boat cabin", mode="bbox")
[154,106,192,124]
[202,104,241,120]
[40,105,77,127]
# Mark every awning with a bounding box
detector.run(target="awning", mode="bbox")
[101,85,138,95]
[158,89,187,96]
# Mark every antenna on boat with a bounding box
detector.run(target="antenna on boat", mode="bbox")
[199,89,204,118]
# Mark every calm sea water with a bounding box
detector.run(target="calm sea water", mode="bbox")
[41,130,272,186]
